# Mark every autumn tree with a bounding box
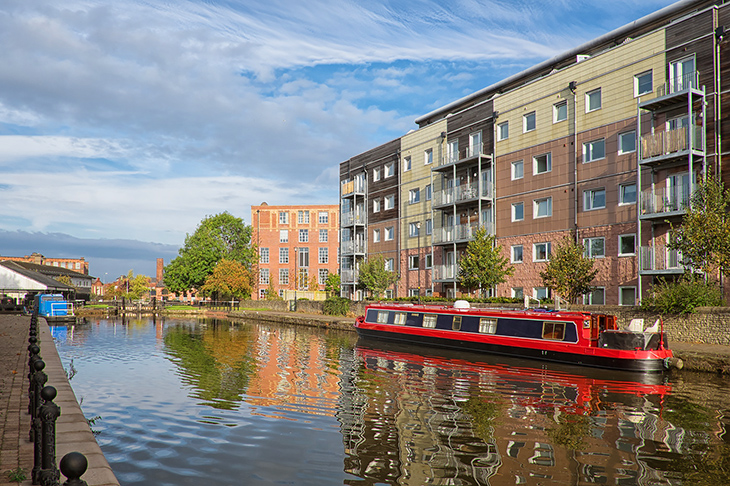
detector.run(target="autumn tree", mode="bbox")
[540,237,598,304]
[324,273,341,297]
[457,228,513,297]
[357,255,399,299]
[164,212,255,294]
[200,259,253,300]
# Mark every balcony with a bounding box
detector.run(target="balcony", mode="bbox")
[432,223,493,245]
[436,143,492,170]
[432,264,458,282]
[341,179,366,197]
[341,240,366,255]
[341,211,366,227]
[341,269,358,283]
[640,71,701,112]
[639,185,691,220]
[433,181,494,208]
[640,126,703,167]
[639,246,687,275]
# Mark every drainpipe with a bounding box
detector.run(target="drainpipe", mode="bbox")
[713,9,724,177]
[569,81,579,242]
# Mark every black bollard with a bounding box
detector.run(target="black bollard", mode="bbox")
[29,359,47,424]
[36,386,61,486]
[59,452,89,486]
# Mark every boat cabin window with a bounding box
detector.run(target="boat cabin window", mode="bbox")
[452,316,462,331]
[423,314,437,328]
[377,311,389,323]
[542,321,566,341]
[479,318,498,334]
[393,312,406,325]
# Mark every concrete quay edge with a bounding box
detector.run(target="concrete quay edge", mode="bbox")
[227,309,730,374]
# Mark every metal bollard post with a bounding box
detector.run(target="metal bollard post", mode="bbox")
[36,386,61,486]
[59,452,89,486]
[29,359,47,433]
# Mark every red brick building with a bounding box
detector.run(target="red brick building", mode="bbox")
[251,203,339,300]
[0,252,90,275]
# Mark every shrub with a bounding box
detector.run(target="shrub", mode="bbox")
[641,276,724,314]
[323,296,351,316]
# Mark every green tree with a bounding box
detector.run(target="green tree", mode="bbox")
[357,255,399,299]
[128,271,151,300]
[540,237,598,304]
[668,174,730,279]
[324,273,341,297]
[164,212,255,294]
[200,259,253,300]
[457,228,513,297]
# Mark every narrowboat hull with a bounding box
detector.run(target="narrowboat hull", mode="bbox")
[356,303,678,373]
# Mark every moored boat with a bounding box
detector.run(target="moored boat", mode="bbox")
[355,300,682,373]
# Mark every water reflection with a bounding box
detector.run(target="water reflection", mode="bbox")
[52,318,730,486]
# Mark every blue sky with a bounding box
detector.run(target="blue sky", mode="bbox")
[0,0,678,279]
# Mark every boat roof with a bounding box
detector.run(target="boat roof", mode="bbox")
[365,302,599,320]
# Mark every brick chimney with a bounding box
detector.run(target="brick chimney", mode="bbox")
[156,258,164,284]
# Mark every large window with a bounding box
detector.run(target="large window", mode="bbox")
[318,247,328,264]
[318,269,328,285]
[523,111,536,133]
[534,287,550,300]
[408,255,419,270]
[619,183,637,205]
[373,229,380,242]
[409,222,420,237]
[373,167,381,181]
[299,229,309,242]
[279,229,288,243]
[634,70,653,97]
[533,153,551,175]
[409,188,420,204]
[385,258,394,271]
[511,245,523,263]
[298,210,310,224]
[319,229,328,242]
[260,247,269,264]
[373,199,381,212]
[584,287,605,305]
[554,101,567,123]
[534,242,551,262]
[511,160,524,180]
[279,211,289,224]
[584,188,606,211]
[583,139,605,162]
[318,211,328,224]
[619,131,636,154]
[619,234,636,256]
[403,156,411,172]
[586,88,602,112]
[424,148,433,165]
[384,162,395,178]
[533,197,552,219]
[497,121,509,141]
[385,195,395,210]
[584,237,605,258]
[279,247,289,264]
[259,268,269,285]
[512,202,524,222]
[385,226,394,241]
[619,287,637,306]
[279,269,289,286]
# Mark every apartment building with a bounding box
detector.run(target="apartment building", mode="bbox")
[339,0,730,303]
[251,203,339,300]
[0,252,90,275]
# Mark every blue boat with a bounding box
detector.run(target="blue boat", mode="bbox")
[34,293,75,323]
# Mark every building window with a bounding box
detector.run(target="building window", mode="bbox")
[635,70,652,97]
[554,101,567,123]
[319,229,328,242]
[403,156,411,172]
[584,287,605,305]
[319,247,328,264]
[373,167,381,181]
[298,248,309,267]
[409,188,420,204]
[619,287,637,306]
[279,211,289,224]
[424,148,433,165]
[409,222,420,237]
[318,211,328,224]
[619,234,636,256]
[584,237,605,258]
[373,229,381,242]
[279,269,289,286]
[584,188,606,211]
[279,247,289,264]
[385,195,395,210]
[425,184,432,200]
[298,210,310,224]
[511,160,523,180]
[409,255,419,270]
[299,229,309,242]
[618,131,636,154]
[385,226,394,241]
[534,197,552,219]
[534,287,549,300]
[497,121,509,141]
[373,199,381,212]
[534,242,551,262]
[425,219,432,235]
[425,253,432,269]
[279,230,288,243]
[583,139,605,163]
[260,268,270,285]
[586,88,602,112]
[260,248,269,264]
[523,111,536,133]
[511,245,523,263]
[447,140,458,163]
[319,269,328,285]
[384,162,395,178]
[512,202,524,222]
[533,153,551,174]
[619,183,637,205]
[512,288,524,299]
[385,258,394,271]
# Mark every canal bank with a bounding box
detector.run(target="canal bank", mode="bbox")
[227,308,730,374]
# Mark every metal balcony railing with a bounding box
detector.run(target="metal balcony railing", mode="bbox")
[639,185,691,217]
[341,269,358,283]
[654,71,700,98]
[639,246,686,273]
[439,142,489,167]
[341,179,366,196]
[341,211,366,226]
[341,240,366,255]
[433,181,494,206]
[432,264,458,281]
[432,223,493,245]
[640,126,703,160]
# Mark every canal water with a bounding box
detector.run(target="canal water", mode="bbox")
[52,317,730,486]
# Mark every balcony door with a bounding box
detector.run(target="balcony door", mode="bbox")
[669,56,695,93]
[666,172,692,211]
[469,132,481,157]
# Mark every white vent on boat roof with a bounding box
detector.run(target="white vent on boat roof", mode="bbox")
[454,300,470,309]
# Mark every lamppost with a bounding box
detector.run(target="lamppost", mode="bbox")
[293,247,298,307]
[416,221,422,304]
[256,209,260,300]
